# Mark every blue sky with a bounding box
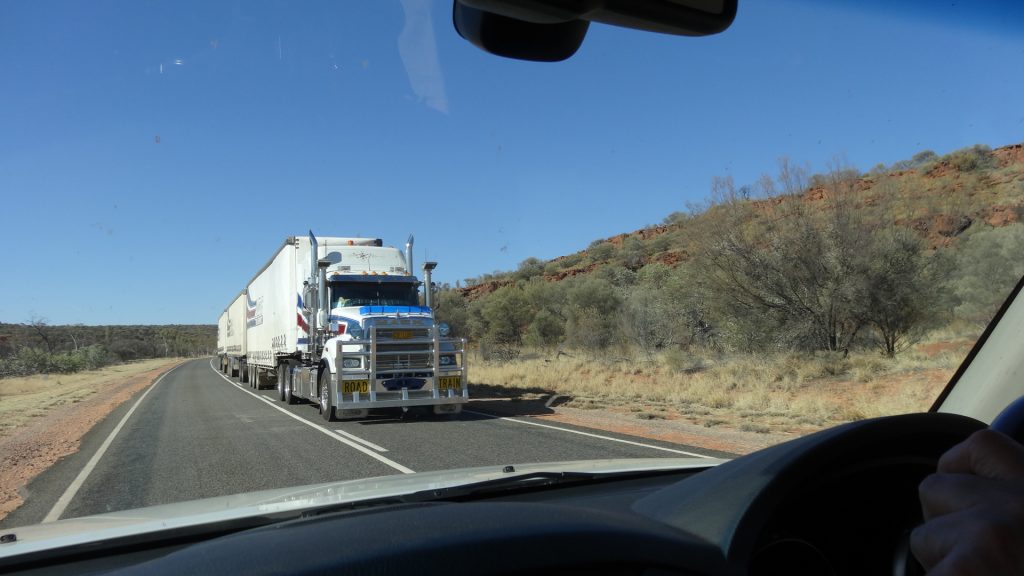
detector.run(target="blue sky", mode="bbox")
[1,0,1022,325]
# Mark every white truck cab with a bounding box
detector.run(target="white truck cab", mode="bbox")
[222,233,467,421]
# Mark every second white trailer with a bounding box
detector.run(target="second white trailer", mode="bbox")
[217,291,247,378]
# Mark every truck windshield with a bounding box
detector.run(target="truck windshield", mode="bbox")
[330,282,418,308]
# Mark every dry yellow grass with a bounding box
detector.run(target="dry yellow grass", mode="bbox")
[469,344,967,436]
[0,359,183,438]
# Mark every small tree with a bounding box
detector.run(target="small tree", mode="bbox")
[479,285,531,360]
[564,278,620,351]
[27,314,54,353]
[620,286,678,358]
[859,230,950,356]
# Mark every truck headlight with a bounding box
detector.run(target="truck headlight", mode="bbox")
[342,358,361,369]
[439,354,455,366]
[437,322,450,337]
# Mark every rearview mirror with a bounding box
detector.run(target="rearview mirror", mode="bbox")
[453,0,738,62]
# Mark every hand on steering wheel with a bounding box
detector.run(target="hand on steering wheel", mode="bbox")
[911,397,1024,575]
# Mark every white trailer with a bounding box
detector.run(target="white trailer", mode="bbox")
[216,292,247,379]
[230,233,467,420]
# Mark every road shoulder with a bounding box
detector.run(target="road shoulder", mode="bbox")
[0,359,186,525]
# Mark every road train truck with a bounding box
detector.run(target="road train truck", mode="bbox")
[216,233,467,420]
[216,291,247,379]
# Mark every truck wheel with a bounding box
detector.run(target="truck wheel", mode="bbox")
[284,370,296,405]
[277,365,287,401]
[240,362,248,384]
[319,373,336,422]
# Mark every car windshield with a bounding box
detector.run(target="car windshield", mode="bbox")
[1,0,1023,533]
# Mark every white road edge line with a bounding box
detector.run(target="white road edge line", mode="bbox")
[44,362,185,523]
[334,429,388,452]
[207,360,413,474]
[463,409,713,459]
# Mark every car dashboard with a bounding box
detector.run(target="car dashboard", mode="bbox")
[0,412,986,576]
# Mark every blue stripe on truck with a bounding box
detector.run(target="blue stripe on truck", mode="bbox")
[358,305,432,315]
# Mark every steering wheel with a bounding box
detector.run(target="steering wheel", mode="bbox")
[631,400,1024,576]
[891,395,1024,575]
[990,395,1024,441]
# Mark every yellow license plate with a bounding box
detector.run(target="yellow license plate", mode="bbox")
[392,330,414,339]
[438,376,461,391]
[342,380,369,394]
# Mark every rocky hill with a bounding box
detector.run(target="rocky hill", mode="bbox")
[459,143,1024,300]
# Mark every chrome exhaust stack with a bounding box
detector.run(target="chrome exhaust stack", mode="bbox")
[422,261,437,308]
[405,235,414,277]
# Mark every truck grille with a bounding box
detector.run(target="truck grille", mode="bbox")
[374,328,432,373]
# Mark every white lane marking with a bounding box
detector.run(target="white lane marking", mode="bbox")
[44,362,185,523]
[334,429,388,452]
[207,360,413,474]
[463,409,713,459]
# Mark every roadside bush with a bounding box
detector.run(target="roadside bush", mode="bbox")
[566,308,618,351]
[0,344,111,378]
[952,223,1024,324]
[433,289,470,338]
[477,285,531,352]
[524,309,565,349]
[564,278,621,351]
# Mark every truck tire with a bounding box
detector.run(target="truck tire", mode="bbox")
[277,365,287,401]
[319,372,336,422]
[240,362,248,384]
[284,370,296,405]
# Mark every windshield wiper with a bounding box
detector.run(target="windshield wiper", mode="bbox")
[403,470,604,502]
[295,468,691,520]
[296,471,616,520]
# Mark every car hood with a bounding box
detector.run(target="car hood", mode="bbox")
[0,457,722,560]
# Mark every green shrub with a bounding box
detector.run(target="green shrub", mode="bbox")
[0,345,111,377]
[587,242,615,263]
[952,224,1024,324]
[943,144,996,172]
[514,257,546,281]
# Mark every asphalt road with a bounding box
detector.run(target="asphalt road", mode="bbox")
[3,358,730,528]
